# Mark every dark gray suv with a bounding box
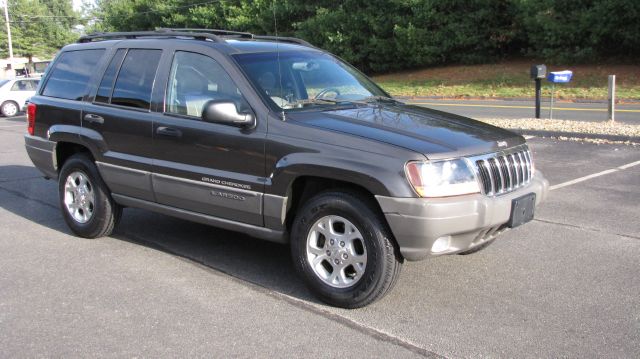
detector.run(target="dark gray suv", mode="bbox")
[24,29,548,308]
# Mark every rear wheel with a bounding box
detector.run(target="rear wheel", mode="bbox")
[1,101,18,117]
[58,153,121,238]
[291,191,402,308]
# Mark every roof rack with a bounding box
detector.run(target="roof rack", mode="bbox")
[78,30,222,43]
[252,35,313,47]
[78,28,313,47]
[162,28,253,39]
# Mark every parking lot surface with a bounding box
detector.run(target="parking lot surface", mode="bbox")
[1,115,639,357]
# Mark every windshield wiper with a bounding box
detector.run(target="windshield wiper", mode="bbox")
[286,98,342,107]
[361,96,402,104]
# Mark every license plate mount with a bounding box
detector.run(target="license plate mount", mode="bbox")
[508,193,536,228]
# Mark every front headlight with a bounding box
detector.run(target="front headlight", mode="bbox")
[405,159,480,198]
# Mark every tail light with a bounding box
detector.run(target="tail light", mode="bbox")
[27,103,36,135]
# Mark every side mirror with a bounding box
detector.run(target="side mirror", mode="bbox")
[202,100,255,128]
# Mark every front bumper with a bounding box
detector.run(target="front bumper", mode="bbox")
[376,171,549,261]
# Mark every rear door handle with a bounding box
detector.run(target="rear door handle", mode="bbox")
[156,126,182,138]
[83,114,104,124]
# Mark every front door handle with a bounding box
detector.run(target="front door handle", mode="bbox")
[156,126,182,138]
[83,114,104,124]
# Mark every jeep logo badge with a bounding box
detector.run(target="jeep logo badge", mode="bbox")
[497,141,508,148]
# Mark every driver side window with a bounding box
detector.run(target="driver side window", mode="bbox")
[166,51,247,117]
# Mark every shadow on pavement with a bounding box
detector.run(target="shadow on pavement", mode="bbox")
[0,164,316,304]
[114,209,316,303]
[2,115,26,123]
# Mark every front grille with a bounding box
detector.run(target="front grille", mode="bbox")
[472,146,533,196]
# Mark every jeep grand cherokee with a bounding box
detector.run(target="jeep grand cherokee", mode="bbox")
[24,29,548,308]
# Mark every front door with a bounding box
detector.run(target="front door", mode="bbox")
[152,50,266,226]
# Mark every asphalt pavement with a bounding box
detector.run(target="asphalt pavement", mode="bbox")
[405,98,640,124]
[1,115,639,357]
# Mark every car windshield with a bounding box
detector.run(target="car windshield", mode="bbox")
[0,79,10,88]
[233,51,389,111]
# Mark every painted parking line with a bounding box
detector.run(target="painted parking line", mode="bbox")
[406,102,640,113]
[0,124,25,128]
[550,160,640,190]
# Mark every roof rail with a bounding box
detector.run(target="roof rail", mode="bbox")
[252,35,313,47]
[78,28,314,47]
[77,30,223,43]
[161,28,253,39]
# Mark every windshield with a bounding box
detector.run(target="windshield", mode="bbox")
[0,79,10,88]
[233,51,389,111]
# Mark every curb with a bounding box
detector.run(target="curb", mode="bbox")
[511,129,640,143]
[394,95,640,104]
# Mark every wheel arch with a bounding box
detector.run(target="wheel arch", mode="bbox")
[48,125,107,171]
[282,175,387,236]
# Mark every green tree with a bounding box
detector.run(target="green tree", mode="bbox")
[0,0,79,63]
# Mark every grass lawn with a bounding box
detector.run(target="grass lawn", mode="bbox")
[372,60,640,101]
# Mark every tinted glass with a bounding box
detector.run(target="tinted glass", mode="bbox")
[166,51,247,117]
[111,49,161,109]
[42,49,105,101]
[95,49,126,103]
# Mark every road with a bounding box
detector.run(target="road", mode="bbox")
[1,115,639,357]
[405,98,640,123]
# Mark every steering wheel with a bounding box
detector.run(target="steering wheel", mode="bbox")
[314,88,341,100]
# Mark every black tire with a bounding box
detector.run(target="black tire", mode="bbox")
[1,101,19,117]
[458,240,494,255]
[58,153,121,238]
[291,190,402,308]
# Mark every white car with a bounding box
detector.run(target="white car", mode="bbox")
[0,78,40,117]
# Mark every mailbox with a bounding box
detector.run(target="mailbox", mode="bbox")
[547,70,573,83]
[530,64,547,79]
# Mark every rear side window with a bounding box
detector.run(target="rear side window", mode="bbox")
[95,49,126,103]
[42,49,105,101]
[111,49,162,109]
[11,80,38,91]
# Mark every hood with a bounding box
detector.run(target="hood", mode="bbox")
[285,103,524,159]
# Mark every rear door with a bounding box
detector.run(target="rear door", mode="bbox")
[151,47,267,226]
[83,46,166,202]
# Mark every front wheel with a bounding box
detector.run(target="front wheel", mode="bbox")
[291,191,402,308]
[58,153,121,238]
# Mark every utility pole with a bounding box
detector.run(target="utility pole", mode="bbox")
[2,0,14,78]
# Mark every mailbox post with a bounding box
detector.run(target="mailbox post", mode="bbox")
[546,70,573,120]
[530,65,547,119]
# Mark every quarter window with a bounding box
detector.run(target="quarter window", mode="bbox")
[42,49,105,101]
[111,49,162,110]
[166,51,248,117]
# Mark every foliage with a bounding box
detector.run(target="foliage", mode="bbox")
[517,0,640,62]
[0,0,80,60]
[88,0,640,73]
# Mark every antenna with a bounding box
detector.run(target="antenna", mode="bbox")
[272,0,286,121]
